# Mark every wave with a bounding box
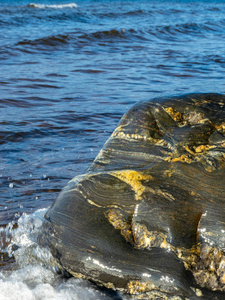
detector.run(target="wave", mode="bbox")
[150,21,223,43]
[15,30,132,50]
[16,34,71,50]
[28,3,78,9]
[14,21,216,50]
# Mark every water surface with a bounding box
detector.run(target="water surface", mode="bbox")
[0,0,225,299]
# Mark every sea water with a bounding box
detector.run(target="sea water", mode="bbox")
[1,0,225,299]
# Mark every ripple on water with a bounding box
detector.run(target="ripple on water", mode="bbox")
[1,0,225,299]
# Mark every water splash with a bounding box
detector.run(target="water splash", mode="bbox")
[0,209,121,300]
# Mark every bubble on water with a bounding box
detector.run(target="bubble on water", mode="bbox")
[9,183,13,188]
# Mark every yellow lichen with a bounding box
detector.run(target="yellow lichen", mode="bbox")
[185,146,195,155]
[177,244,225,292]
[164,143,218,165]
[69,271,86,279]
[205,166,214,173]
[164,107,184,124]
[105,208,133,243]
[172,155,192,164]
[194,144,216,153]
[127,280,156,294]
[215,122,225,133]
[164,153,192,164]
[219,272,225,285]
[110,170,153,200]
[163,169,174,178]
[132,222,171,250]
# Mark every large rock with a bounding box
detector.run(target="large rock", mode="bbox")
[44,94,225,299]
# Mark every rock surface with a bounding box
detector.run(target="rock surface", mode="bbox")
[44,94,225,299]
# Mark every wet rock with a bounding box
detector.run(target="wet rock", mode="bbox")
[44,93,225,299]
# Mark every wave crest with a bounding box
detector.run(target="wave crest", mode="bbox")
[28,3,78,9]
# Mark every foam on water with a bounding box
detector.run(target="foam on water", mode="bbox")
[28,3,78,9]
[0,269,111,300]
[28,3,77,9]
[0,209,119,300]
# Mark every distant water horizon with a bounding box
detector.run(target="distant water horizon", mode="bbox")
[0,0,225,299]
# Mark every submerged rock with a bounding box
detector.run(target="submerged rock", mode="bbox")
[44,94,225,299]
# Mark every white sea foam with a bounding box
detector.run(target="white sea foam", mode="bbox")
[28,3,78,9]
[0,268,110,300]
[0,209,118,300]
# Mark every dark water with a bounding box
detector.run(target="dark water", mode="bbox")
[0,0,225,299]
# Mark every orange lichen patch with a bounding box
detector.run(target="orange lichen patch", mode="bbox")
[215,122,225,133]
[165,105,209,126]
[110,170,153,200]
[127,280,156,294]
[164,144,217,165]
[194,98,211,105]
[218,258,225,285]
[105,208,133,243]
[178,244,225,292]
[185,146,195,155]
[204,166,215,173]
[164,152,193,164]
[217,257,225,286]
[172,155,192,164]
[69,271,86,279]
[176,245,200,270]
[163,169,174,178]
[220,273,225,285]
[132,222,171,250]
[194,144,216,153]
[164,107,184,124]
[70,270,116,290]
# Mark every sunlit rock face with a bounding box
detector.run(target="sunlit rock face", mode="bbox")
[44,94,225,299]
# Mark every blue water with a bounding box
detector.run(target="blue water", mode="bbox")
[0,0,225,299]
